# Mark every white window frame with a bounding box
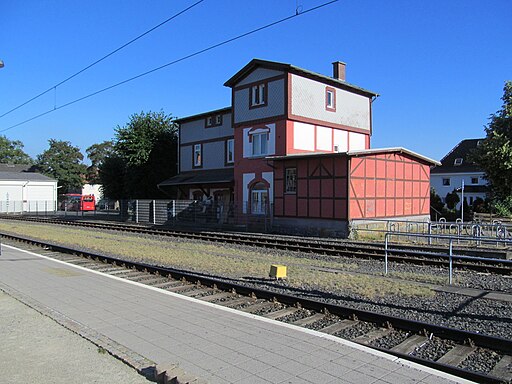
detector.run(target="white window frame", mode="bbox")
[250,83,266,107]
[327,91,334,107]
[226,139,234,164]
[454,158,463,166]
[252,132,268,157]
[193,144,202,167]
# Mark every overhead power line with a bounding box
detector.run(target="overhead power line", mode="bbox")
[1,0,338,133]
[0,0,204,119]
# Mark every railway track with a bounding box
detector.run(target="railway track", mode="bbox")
[2,215,511,275]
[2,232,511,384]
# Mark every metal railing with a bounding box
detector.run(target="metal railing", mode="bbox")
[351,218,512,245]
[384,232,512,284]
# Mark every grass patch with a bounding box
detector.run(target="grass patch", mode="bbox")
[0,220,435,299]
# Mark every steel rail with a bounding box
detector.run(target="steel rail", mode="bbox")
[1,231,510,384]
[2,215,511,275]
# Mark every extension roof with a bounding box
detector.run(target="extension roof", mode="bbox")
[267,147,440,166]
[431,139,485,174]
[224,59,379,98]
[158,168,234,187]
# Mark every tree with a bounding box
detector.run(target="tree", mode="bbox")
[36,139,87,194]
[472,81,512,213]
[85,141,114,184]
[98,155,126,200]
[99,111,178,199]
[430,188,445,220]
[445,190,460,210]
[0,135,33,164]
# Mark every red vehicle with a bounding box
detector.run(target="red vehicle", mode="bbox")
[61,194,96,211]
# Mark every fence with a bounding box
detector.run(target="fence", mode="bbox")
[0,200,57,214]
[0,199,274,232]
[384,232,512,284]
[350,218,512,246]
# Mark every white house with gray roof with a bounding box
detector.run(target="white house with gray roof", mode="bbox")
[0,164,58,213]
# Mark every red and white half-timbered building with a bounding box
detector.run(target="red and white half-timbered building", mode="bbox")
[159,59,439,235]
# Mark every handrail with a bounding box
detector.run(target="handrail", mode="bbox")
[384,232,512,284]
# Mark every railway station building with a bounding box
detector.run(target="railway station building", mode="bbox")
[159,59,439,235]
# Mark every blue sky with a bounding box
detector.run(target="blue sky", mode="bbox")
[1,0,510,163]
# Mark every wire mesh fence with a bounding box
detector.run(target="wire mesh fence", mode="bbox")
[0,199,273,232]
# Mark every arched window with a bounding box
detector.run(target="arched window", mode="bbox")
[251,182,268,215]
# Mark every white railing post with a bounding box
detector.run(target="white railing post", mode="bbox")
[153,200,156,224]
[449,239,453,285]
[136,200,139,223]
[384,233,389,275]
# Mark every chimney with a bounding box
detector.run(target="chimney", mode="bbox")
[332,61,346,81]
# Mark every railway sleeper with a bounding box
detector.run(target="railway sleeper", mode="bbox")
[489,355,512,382]
[353,327,393,345]
[436,345,476,366]
[199,292,234,302]
[223,297,259,308]
[291,313,325,326]
[181,288,216,297]
[263,307,300,320]
[390,334,428,355]
[241,301,278,314]
[320,319,358,335]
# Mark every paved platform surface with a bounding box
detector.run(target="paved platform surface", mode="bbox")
[0,244,473,384]
[0,290,151,384]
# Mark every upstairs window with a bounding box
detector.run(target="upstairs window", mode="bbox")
[193,144,202,168]
[325,86,336,111]
[471,177,479,184]
[250,83,267,108]
[205,114,222,128]
[285,168,297,193]
[226,139,234,164]
[454,158,463,166]
[252,132,268,156]
[442,178,450,186]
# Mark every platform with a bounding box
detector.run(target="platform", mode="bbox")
[0,244,472,383]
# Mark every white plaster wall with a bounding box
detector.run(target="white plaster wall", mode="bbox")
[82,184,102,200]
[291,74,370,130]
[316,126,332,151]
[431,172,487,209]
[349,132,366,150]
[293,122,315,151]
[333,130,348,152]
[0,180,57,212]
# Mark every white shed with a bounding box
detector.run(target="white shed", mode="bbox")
[0,164,58,213]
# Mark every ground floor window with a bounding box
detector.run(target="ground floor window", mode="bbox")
[285,168,297,193]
